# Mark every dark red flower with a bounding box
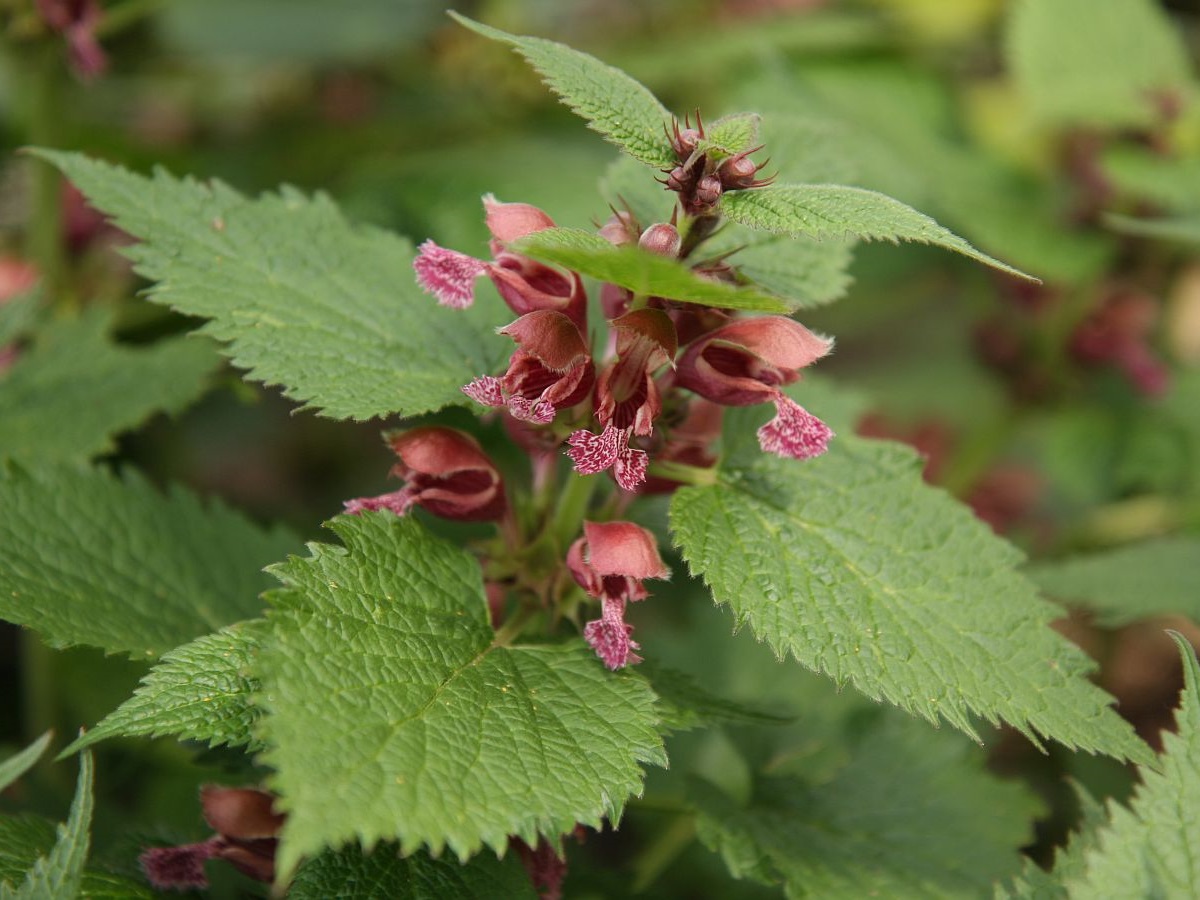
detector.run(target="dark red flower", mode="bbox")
[676,316,834,460]
[463,309,595,424]
[567,521,669,669]
[35,0,107,80]
[344,427,506,522]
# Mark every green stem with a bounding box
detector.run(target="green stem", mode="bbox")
[550,471,599,549]
[630,811,697,892]
[25,44,66,301]
[492,604,538,647]
[646,459,719,487]
[938,412,1016,498]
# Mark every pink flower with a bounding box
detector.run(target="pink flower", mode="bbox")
[567,521,669,669]
[463,309,595,424]
[343,426,506,522]
[413,196,587,331]
[140,787,283,890]
[567,310,677,491]
[676,316,835,460]
[35,0,107,80]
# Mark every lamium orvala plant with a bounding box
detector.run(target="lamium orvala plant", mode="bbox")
[3,8,1200,900]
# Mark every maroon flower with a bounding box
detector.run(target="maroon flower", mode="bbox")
[35,0,107,80]
[676,316,834,460]
[413,196,587,331]
[140,787,284,890]
[514,837,568,900]
[567,309,677,492]
[567,521,669,669]
[463,309,595,424]
[344,426,506,522]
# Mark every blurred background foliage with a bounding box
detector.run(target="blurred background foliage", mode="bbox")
[2,0,1200,896]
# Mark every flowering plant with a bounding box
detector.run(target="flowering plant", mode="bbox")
[2,5,1200,899]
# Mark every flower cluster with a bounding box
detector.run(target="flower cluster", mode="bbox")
[350,122,834,671]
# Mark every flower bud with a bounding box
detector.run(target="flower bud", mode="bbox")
[344,427,506,522]
[201,787,284,840]
[483,194,556,243]
[638,223,682,258]
[717,147,773,191]
[598,210,639,247]
[693,175,722,210]
[669,114,705,160]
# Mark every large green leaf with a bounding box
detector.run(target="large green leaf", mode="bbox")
[669,435,1147,761]
[1059,635,1200,897]
[0,465,296,658]
[4,751,92,900]
[1008,0,1192,129]
[450,15,674,169]
[257,513,666,875]
[693,710,1037,898]
[0,309,217,464]
[513,228,790,312]
[702,227,855,310]
[721,184,1032,278]
[289,844,536,900]
[37,151,505,421]
[63,622,265,756]
[1027,536,1200,627]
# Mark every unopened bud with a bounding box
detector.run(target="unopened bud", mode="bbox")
[694,175,722,209]
[598,210,639,247]
[638,223,681,258]
[665,165,694,193]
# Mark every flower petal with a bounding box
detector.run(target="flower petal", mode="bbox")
[413,240,486,309]
[757,393,834,460]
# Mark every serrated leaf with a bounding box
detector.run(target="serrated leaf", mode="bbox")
[0,465,296,658]
[693,710,1038,898]
[669,436,1148,761]
[513,228,791,312]
[1105,213,1200,244]
[0,818,56,891]
[703,227,855,310]
[598,154,675,228]
[37,150,506,421]
[450,14,675,169]
[699,113,761,156]
[1026,537,1200,627]
[0,309,217,464]
[289,844,536,900]
[721,184,1033,279]
[257,512,666,875]
[8,750,92,900]
[1061,634,1200,898]
[1008,0,1191,129]
[995,784,1108,900]
[63,622,265,757]
[0,735,51,794]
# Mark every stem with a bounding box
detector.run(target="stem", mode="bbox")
[492,604,538,647]
[938,412,1016,498]
[25,44,66,301]
[550,470,599,549]
[646,459,719,487]
[630,812,697,893]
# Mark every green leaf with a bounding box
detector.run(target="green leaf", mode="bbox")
[0,818,56,891]
[289,844,536,900]
[1026,537,1200,627]
[996,783,1108,899]
[1008,0,1191,129]
[721,184,1034,279]
[0,465,296,658]
[669,436,1148,761]
[8,750,93,900]
[257,513,666,875]
[1102,147,1200,214]
[699,113,761,156]
[513,228,791,313]
[1105,213,1200,245]
[693,710,1038,898]
[642,664,790,734]
[63,622,265,756]
[0,309,217,464]
[0,735,51,794]
[1060,634,1200,898]
[450,14,675,169]
[36,150,506,421]
[703,227,855,310]
[598,154,674,227]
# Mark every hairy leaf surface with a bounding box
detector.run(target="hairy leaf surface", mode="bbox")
[721,184,1031,278]
[670,436,1147,760]
[0,309,216,464]
[257,513,665,875]
[5,751,92,900]
[451,14,675,168]
[289,844,536,900]
[64,622,265,755]
[0,466,295,658]
[1027,536,1200,627]
[38,151,505,421]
